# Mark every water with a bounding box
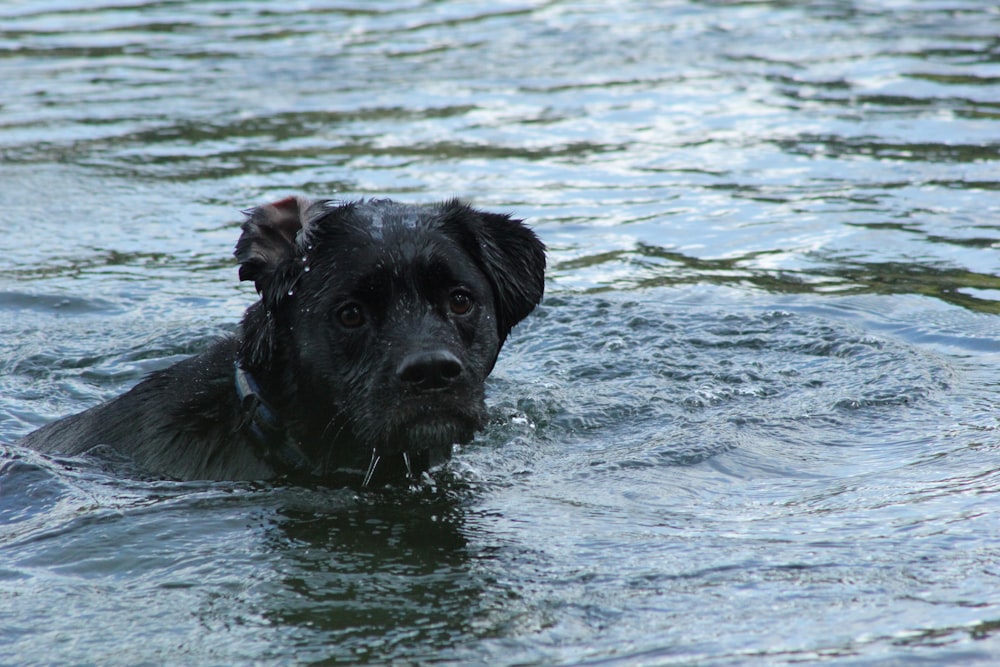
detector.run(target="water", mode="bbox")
[2,1,1000,664]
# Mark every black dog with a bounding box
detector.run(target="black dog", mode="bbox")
[18,197,545,485]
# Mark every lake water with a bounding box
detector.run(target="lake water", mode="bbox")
[2,1,1000,665]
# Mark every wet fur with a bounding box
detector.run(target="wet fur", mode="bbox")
[18,197,546,483]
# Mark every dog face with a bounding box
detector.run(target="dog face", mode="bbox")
[234,197,545,480]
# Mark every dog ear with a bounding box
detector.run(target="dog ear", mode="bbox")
[441,201,546,342]
[235,196,312,300]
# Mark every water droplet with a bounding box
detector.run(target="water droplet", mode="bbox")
[287,289,294,296]
[303,266,310,272]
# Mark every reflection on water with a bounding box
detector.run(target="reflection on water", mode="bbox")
[560,243,1000,314]
[2,1,1000,665]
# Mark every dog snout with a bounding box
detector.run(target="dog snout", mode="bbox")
[396,350,464,390]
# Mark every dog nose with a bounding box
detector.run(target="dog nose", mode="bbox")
[396,350,464,389]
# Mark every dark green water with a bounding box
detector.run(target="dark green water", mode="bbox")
[2,1,999,664]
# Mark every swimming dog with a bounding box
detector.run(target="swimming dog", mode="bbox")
[18,197,546,485]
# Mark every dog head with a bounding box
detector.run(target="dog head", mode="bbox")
[234,197,545,481]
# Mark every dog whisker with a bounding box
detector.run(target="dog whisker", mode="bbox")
[362,449,381,488]
[401,451,413,478]
[318,416,351,474]
[321,414,349,445]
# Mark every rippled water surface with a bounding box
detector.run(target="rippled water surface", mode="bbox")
[2,1,1000,665]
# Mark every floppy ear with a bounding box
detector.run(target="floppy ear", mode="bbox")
[441,201,546,342]
[235,196,312,301]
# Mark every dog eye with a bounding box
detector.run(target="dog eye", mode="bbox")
[448,289,473,315]
[337,303,365,328]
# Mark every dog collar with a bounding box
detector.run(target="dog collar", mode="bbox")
[234,364,315,474]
